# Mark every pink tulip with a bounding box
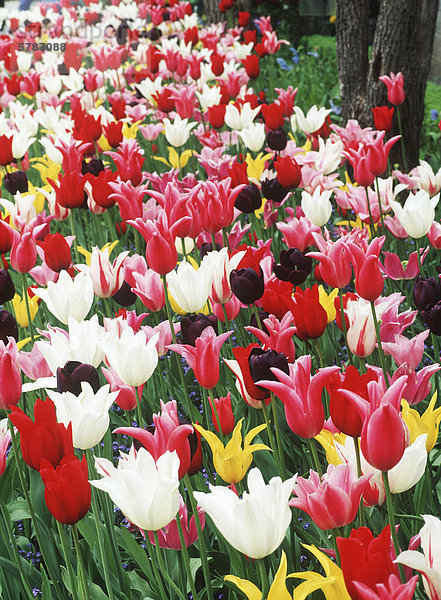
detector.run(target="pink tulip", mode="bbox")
[290,463,371,530]
[131,269,165,312]
[382,248,429,280]
[0,339,22,409]
[379,72,405,106]
[146,496,205,550]
[246,312,296,362]
[167,327,232,390]
[308,234,353,289]
[257,355,339,438]
[102,367,137,412]
[114,400,193,479]
[382,330,429,370]
[142,321,180,357]
[0,419,12,476]
[276,215,320,252]
[108,181,149,222]
[353,574,418,600]
[428,221,441,249]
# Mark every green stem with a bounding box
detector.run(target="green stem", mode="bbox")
[415,236,425,279]
[20,272,35,344]
[144,535,167,600]
[86,449,115,600]
[339,288,353,366]
[69,212,80,264]
[306,437,323,479]
[184,474,213,600]
[135,385,144,429]
[57,522,80,600]
[153,530,186,600]
[256,558,269,600]
[261,400,282,476]
[251,302,263,330]
[382,471,405,582]
[370,301,389,387]
[375,177,385,230]
[330,529,341,566]
[72,524,90,600]
[364,187,376,237]
[271,393,287,479]
[175,515,199,600]
[352,437,365,526]
[395,106,408,173]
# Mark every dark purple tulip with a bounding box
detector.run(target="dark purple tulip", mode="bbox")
[0,270,15,304]
[4,171,28,195]
[261,176,288,204]
[248,348,289,391]
[112,281,137,307]
[57,361,100,396]
[274,248,313,286]
[0,309,18,344]
[413,276,441,311]
[181,314,218,346]
[230,267,264,305]
[234,184,262,214]
[266,127,287,151]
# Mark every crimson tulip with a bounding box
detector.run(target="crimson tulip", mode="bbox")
[37,233,72,273]
[40,455,91,525]
[290,284,328,340]
[242,54,260,79]
[9,397,74,471]
[209,392,235,435]
[372,106,394,131]
[274,155,302,189]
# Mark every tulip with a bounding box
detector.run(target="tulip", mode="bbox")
[230,267,264,305]
[47,382,118,450]
[290,463,371,530]
[195,419,270,484]
[258,355,339,438]
[234,184,262,214]
[246,313,297,362]
[274,155,302,189]
[290,284,328,340]
[293,105,332,135]
[37,233,72,273]
[90,447,181,532]
[346,298,378,358]
[379,72,405,106]
[0,270,15,304]
[239,123,266,152]
[114,400,194,479]
[163,114,197,147]
[102,367,137,412]
[338,525,400,600]
[194,467,297,559]
[301,188,333,227]
[99,329,159,388]
[166,258,214,314]
[274,248,312,286]
[208,392,235,435]
[78,246,129,299]
[402,393,441,452]
[372,106,395,132]
[390,190,439,238]
[0,348,21,411]
[33,270,94,326]
[9,397,74,471]
[40,454,91,525]
[0,419,12,476]
[382,248,428,280]
[354,574,418,600]
[224,102,261,130]
[167,327,232,389]
[395,515,441,600]
[0,310,18,345]
[242,54,260,79]
[146,496,205,550]
[226,551,292,600]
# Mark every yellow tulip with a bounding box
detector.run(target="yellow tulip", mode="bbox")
[12,292,39,328]
[315,429,347,466]
[318,285,339,323]
[402,394,441,452]
[290,544,351,600]
[77,241,119,266]
[245,152,273,182]
[97,134,112,152]
[194,419,270,484]
[153,147,194,170]
[225,551,292,600]
[122,120,141,140]
[30,155,61,185]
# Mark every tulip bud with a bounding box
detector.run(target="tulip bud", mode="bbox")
[266,127,287,151]
[230,267,264,305]
[57,361,100,396]
[0,310,18,344]
[355,255,384,301]
[0,350,21,409]
[274,248,312,286]
[112,281,137,307]
[274,155,301,189]
[361,404,406,471]
[38,233,72,273]
[261,176,288,203]
[248,348,289,391]
[81,158,105,177]
[209,392,235,435]
[3,171,28,195]
[0,221,13,254]
[422,302,441,335]
[234,184,262,214]
[180,314,218,346]
[413,276,441,311]
[0,270,15,304]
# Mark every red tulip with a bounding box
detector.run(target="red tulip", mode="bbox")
[290,284,328,340]
[372,106,394,132]
[242,54,260,79]
[38,233,72,273]
[274,155,302,189]
[40,455,91,524]
[209,392,235,435]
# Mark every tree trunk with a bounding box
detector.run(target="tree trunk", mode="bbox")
[202,0,224,23]
[336,0,439,169]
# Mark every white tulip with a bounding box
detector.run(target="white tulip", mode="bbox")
[166,257,214,314]
[293,105,331,135]
[239,122,266,152]
[163,114,197,147]
[390,189,440,238]
[224,102,261,131]
[301,187,333,227]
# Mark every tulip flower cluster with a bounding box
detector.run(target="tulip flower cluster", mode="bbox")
[0,1,440,599]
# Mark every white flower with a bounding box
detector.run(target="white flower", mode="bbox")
[196,84,222,111]
[293,105,331,135]
[163,114,197,147]
[33,270,94,325]
[301,187,333,227]
[99,328,159,387]
[0,192,36,227]
[12,130,36,159]
[413,160,441,196]
[314,138,344,175]
[209,247,245,305]
[194,467,297,559]
[224,102,261,131]
[90,447,180,532]
[390,189,439,238]
[47,382,118,450]
[396,514,441,600]
[16,52,32,72]
[239,123,266,152]
[166,257,214,314]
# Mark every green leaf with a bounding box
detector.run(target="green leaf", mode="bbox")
[116,526,151,576]
[6,499,30,522]
[40,567,52,600]
[89,581,110,600]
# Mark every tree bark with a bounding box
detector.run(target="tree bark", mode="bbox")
[336,0,439,169]
[202,0,224,23]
